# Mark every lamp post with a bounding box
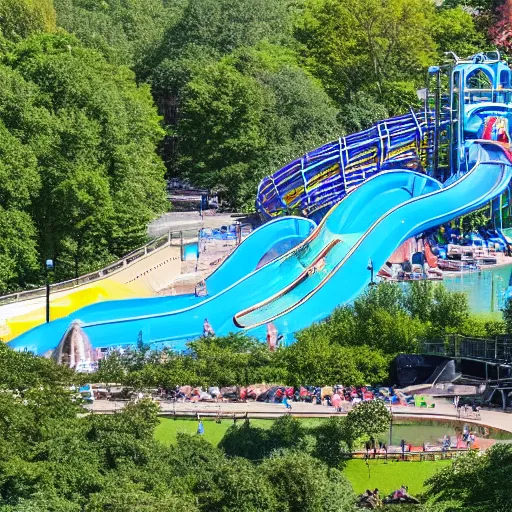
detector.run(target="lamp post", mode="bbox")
[367,258,376,286]
[45,259,54,323]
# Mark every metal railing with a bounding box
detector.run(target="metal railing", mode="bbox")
[463,87,512,104]
[0,231,181,307]
[0,223,252,307]
[421,334,512,363]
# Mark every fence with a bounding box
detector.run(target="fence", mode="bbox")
[421,334,512,362]
[353,449,469,462]
[0,231,188,307]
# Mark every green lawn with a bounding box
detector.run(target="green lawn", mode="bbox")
[344,459,451,495]
[154,417,266,446]
[154,417,325,446]
[155,418,452,495]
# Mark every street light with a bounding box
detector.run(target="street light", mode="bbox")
[367,258,376,286]
[45,259,54,323]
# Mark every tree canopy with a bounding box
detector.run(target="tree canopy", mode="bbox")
[0,0,501,289]
[0,31,167,289]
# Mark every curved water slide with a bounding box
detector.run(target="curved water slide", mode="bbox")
[9,169,442,354]
[233,142,512,339]
[205,216,316,294]
[10,143,512,354]
[7,216,314,354]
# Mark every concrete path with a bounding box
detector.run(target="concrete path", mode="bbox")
[92,398,512,433]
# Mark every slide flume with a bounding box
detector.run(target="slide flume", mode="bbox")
[234,141,512,338]
[9,142,511,354]
[9,170,440,354]
[7,216,314,354]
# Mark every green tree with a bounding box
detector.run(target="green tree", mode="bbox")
[344,400,391,450]
[424,444,512,512]
[296,0,435,107]
[178,59,268,206]
[0,0,56,41]
[262,450,357,512]
[219,421,272,461]
[0,208,39,292]
[178,46,341,207]
[160,0,295,57]
[0,343,73,389]
[432,5,486,59]
[503,299,512,333]
[338,91,389,133]
[53,0,183,74]
[429,285,469,332]
[312,417,350,468]
[0,32,167,285]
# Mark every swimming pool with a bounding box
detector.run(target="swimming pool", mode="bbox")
[442,264,512,314]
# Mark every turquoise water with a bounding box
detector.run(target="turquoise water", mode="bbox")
[382,420,512,446]
[442,264,512,314]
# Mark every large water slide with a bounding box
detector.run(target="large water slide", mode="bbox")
[233,142,512,337]
[9,168,442,354]
[10,53,512,356]
[9,143,512,354]
[7,216,315,354]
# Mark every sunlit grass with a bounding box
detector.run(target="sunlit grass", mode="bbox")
[343,459,451,495]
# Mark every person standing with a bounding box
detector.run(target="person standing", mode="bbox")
[400,439,406,460]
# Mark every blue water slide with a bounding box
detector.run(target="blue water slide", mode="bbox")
[11,142,512,354]
[9,169,441,354]
[206,216,315,292]
[234,142,512,340]
[11,170,439,354]
[8,216,314,354]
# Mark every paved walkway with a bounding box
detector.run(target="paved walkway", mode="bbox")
[92,398,512,433]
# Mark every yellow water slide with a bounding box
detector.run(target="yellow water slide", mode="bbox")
[0,239,183,342]
[0,280,149,342]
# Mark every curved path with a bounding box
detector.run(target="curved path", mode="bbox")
[91,398,512,433]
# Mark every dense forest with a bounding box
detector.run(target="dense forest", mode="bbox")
[0,0,507,292]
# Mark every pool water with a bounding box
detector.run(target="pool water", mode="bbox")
[382,419,512,446]
[442,264,512,314]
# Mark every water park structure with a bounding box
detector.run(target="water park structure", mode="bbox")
[6,51,512,364]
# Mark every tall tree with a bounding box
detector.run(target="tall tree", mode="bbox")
[0,32,167,286]
[0,0,56,41]
[296,0,435,104]
[178,46,341,207]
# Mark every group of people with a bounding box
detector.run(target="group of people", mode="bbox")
[441,424,478,451]
[358,486,420,508]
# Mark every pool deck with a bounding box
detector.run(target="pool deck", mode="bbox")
[91,398,512,433]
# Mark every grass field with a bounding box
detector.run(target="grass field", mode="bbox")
[154,417,267,446]
[344,459,451,495]
[154,417,325,446]
[154,417,480,447]
[155,418,452,495]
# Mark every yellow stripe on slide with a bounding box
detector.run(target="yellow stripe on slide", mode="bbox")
[0,279,148,342]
